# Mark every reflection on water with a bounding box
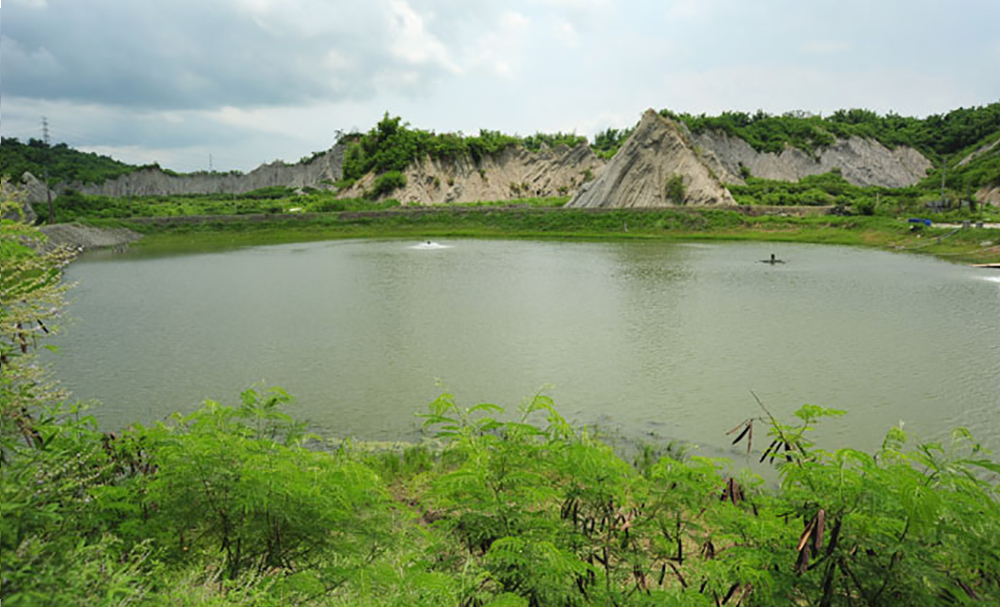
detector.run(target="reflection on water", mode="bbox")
[48,239,1000,455]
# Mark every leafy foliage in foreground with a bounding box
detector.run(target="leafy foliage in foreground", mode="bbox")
[4,383,1000,605]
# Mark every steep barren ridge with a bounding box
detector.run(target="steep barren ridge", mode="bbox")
[568,110,736,208]
[340,143,605,204]
[72,147,345,198]
[691,130,933,187]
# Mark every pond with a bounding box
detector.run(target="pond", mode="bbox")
[48,239,1000,456]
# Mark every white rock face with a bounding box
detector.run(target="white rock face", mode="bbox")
[691,130,933,187]
[71,147,345,198]
[0,173,44,223]
[44,142,605,205]
[567,110,737,208]
[340,143,606,204]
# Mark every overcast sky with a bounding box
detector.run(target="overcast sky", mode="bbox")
[2,0,998,173]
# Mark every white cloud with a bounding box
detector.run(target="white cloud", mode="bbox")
[532,0,610,11]
[802,40,852,55]
[553,19,580,48]
[6,0,49,8]
[502,10,531,30]
[3,0,997,174]
[322,49,354,72]
[461,10,531,79]
[656,65,977,117]
[387,1,460,74]
[664,0,719,21]
[0,35,63,76]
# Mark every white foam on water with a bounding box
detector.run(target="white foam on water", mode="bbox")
[410,242,452,250]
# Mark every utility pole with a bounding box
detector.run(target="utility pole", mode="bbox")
[42,117,54,224]
[209,153,213,173]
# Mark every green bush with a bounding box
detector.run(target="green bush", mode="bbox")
[665,174,686,204]
[592,126,635,159]
[371,171,407,198]
[237,186,295,200]
[137,386,393,580]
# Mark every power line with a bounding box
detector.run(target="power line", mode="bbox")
[35,122,230,167]
[0,128,43,141]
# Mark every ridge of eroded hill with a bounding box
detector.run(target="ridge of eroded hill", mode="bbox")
[568,110,736,208]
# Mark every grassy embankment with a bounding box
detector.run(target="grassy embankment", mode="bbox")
[93,202,1000,264]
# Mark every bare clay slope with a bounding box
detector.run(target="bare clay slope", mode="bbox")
[691,130,933,187]
[340,143,605,204]
[568,110,736,208]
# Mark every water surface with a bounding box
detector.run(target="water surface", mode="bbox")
[50,239,1000,455]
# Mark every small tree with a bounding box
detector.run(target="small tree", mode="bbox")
[0,179,76,446]
[666,174,686,204]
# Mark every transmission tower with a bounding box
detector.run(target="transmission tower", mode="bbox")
[41,117,54,224]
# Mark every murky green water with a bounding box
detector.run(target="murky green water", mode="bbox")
[49,239,1000,454]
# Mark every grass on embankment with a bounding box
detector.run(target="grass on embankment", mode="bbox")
[94,206,1000,264]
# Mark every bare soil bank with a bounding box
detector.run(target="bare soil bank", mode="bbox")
[39,223,142,251]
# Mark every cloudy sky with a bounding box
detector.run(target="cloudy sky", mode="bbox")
[2,0,998,173]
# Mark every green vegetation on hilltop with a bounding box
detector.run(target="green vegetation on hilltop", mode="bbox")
[662,103,1000,164]
[338,113,589,192]
[591,126,636,159]
[0,137,143,185]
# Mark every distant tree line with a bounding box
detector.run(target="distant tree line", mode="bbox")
[0,137,143,186]
[660,102,1000,162]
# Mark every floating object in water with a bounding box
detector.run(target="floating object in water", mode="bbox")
[760,253,785,264]
[410,241,452,250]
